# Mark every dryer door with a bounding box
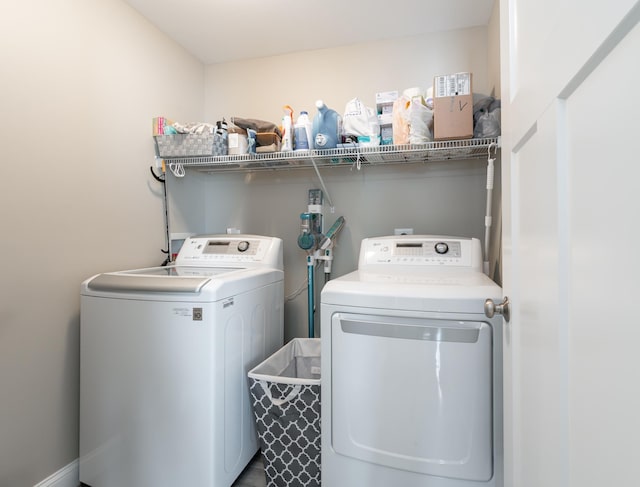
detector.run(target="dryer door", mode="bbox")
[331,313,493,481]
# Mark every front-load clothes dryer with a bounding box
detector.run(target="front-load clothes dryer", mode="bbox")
[79,235,284,487]
[321,235,503,487]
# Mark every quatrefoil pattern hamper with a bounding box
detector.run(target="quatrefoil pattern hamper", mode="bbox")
[248,338,321,487]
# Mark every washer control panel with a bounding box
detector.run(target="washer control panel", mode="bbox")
[175,235,283,269]
[359,235,481,269]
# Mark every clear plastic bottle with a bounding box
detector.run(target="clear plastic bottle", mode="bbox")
[281,105,294,152]
[312,100,342,150]
[294,111,313,151]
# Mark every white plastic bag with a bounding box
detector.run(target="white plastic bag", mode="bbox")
[407,96,433,144]
[473,96,501,137]
[343,98,379,138]
[392,96,411,145]
[393,96,433,145]
[474,109,501,137]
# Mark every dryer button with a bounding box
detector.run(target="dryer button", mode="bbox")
[435,242,449,254]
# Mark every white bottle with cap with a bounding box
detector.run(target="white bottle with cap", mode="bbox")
[294,111,313,151]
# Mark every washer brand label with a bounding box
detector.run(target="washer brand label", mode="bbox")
[223,297,234,309]
[192,308,203,321]
[173,307,192,317]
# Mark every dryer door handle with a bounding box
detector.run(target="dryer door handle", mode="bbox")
[484,296,510,322]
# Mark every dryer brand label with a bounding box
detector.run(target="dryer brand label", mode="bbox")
[223,297,234,309]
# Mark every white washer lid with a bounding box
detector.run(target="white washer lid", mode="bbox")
[82,265,283,301]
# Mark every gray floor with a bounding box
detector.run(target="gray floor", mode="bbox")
[232,452,267,487]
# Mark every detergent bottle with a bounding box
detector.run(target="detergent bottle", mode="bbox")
[294,111,313,151]
[312,100,342,150]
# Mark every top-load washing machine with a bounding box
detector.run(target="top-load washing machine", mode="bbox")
[321,235,503,487]
[79,235,284,487]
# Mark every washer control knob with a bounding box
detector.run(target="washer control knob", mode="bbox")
[237,241,250,252]
[435,242,449,254]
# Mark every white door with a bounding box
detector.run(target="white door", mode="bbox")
[500,1,640,486]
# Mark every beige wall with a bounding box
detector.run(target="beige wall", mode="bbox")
[0,0,204,485]
[165,26,498,340]
[204,27,490,123]
[488,0,502,96]
[167,160,493,340]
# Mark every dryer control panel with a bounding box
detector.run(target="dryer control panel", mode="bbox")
[175,235,283,269]
[359,235,482,269]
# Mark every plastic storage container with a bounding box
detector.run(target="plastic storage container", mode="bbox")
[248,338,321,487]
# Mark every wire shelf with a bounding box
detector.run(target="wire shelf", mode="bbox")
[160,137,500,173]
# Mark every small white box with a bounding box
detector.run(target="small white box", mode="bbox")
[380,125,393,145]
[376,90,399,104]
[377,113,393,126]
[376,113,394,145]
[376,90,399,116]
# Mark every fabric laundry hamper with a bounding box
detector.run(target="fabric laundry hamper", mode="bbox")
[248,338,321,487]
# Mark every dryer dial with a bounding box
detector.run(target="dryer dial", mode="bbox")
[237,241,250,252]
[435,242,449,254]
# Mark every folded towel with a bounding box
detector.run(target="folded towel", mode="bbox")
[231,117,282,138]
[172,122,216,135]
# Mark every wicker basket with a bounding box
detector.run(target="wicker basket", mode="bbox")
[154,133,226,157]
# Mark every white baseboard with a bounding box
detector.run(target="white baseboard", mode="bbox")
[34,459,79,487]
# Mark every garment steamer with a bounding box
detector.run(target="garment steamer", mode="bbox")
[297,189,345,338]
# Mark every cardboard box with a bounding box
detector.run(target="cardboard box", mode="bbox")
[433,72,473,140]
